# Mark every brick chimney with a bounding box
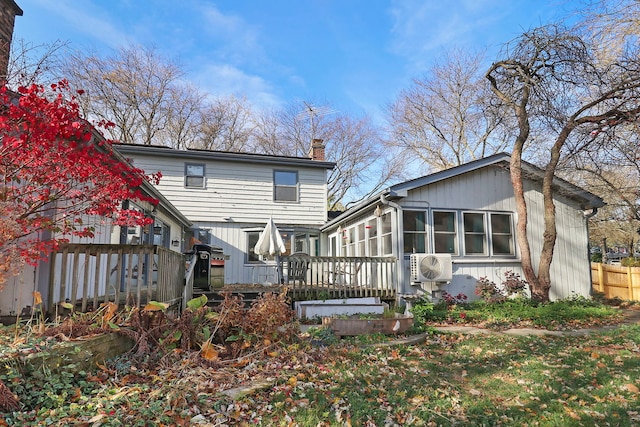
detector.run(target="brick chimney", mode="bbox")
[309,138,325,161]
[0,0,22,81]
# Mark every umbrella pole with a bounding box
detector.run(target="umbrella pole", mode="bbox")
[276,253,282,285]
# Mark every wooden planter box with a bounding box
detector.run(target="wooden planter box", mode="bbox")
[322,313,413,336]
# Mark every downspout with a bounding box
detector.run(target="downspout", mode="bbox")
[380,194,404,304]
[583,208,598,297]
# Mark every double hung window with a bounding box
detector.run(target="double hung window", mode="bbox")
[274,171,298,202]
[185,163,205,188]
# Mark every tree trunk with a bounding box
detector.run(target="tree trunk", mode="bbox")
[510,149,540,298]
[534,127,571,302]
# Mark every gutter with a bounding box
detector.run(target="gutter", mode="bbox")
[379,193,405,304]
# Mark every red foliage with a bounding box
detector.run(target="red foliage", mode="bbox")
[0,81,160,274]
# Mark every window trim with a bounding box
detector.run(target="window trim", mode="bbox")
[432,210,459,256]
[273,170,299,203]
[489,212,515,256]
[403,210,428,255]
[462,211,488,256]
[431,209,516,259]
[184,163,205,189]
[380,212,393,256]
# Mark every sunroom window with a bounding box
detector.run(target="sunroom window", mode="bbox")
[403,210,427,254]
[463,212,487,255]
[490,213,514,256]
[433,211,457,254]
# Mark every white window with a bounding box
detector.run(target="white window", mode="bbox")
[432,210,515,257]
[357,223,366,256]
[433,211,458,255]
[381,212,393,255]
[403,210,427,254]
[274,170,298,202]
[185,163,205,188]
[490,213,514,256]
[367,218,378,256]
[463,212,487,256]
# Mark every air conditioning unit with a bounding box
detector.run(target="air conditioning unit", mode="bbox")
[410,254,452,283]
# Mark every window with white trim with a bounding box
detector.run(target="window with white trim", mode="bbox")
[432,210,515,257]
[463,212,487,255]
[357,223,366,255]
[490,213,514,255]
[185,163,205,188]
[433,211,458,254]
[367,218,378,256]
[274,170,299,202]
[403,210,427,254]
[381,212,393,255]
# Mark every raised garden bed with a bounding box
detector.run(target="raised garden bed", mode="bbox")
[322,313,413,336]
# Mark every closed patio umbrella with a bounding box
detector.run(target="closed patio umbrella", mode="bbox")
[254,218,286,284]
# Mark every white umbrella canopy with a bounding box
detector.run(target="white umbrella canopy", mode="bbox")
[254,218,286,256]
[254,218,286,284]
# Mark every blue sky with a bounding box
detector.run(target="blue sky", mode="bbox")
[14,0,575,120]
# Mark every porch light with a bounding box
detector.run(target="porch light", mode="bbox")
[374,205,382,217]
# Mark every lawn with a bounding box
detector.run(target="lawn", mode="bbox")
[1,296,639,426]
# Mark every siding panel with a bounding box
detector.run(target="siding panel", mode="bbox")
[400,165,591,300]
[129,155,328,225]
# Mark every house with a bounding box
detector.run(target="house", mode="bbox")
[114,143,335,286]
[0,132,192,320]
[321,153,605,302]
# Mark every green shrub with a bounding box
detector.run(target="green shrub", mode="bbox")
[621,256,640,267]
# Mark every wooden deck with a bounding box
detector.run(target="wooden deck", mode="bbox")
[280,255,397,301]
[201,255,398,304]
[48,243,187,314]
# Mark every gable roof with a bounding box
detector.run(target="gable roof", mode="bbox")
[115,143,336,170]
[323,152,604,230]
[90,136,192,228]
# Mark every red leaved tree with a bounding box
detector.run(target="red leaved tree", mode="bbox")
[0,80,160,289]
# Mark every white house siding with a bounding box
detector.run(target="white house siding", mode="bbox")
[118,151,331,285]
[400,165,592,300]
[0,264,38,318]
[126,154,328,226]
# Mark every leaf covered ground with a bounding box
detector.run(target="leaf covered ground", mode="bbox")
[1,296,640,426]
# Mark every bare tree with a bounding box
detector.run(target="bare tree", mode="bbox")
[192,95,255,152]
[578,0,640,61]
[164,81,207,149]
[566,125,640,253]
[486,24,640,301]
[63,45,185,145]
[387,49,512,173]
[6,39,67,88]
[253,101,401,209]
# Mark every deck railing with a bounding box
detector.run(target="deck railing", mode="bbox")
[183,252,198,311]
[279,255,397,300]
[48,243,186,313]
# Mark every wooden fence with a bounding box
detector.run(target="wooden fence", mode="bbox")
[48,243,187,313]
[280,255,397,301]
[591,262,640,301]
